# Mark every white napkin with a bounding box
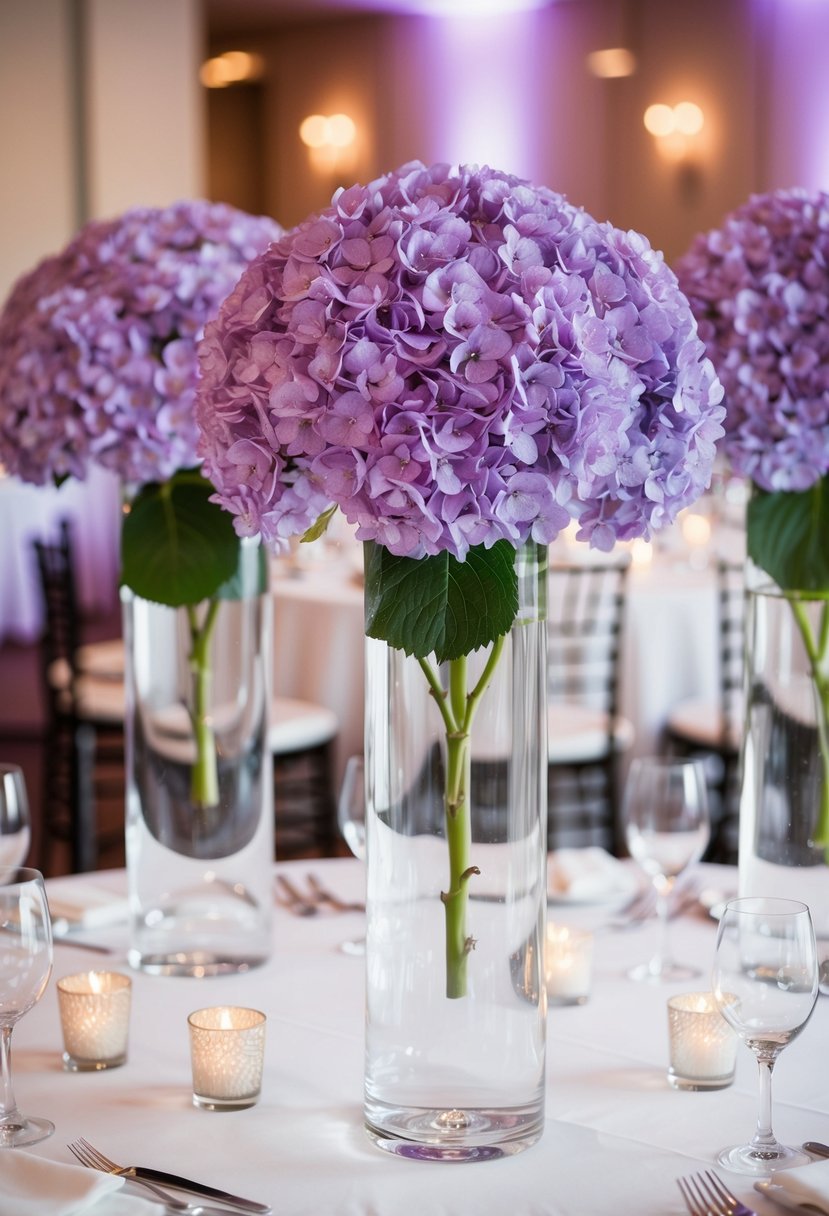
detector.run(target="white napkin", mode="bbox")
[46,882,129,931]
[767,1157,829,1213]
[0,1152,154,1216]
[547,846,638,903]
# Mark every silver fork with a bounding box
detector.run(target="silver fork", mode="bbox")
[69,1138,192,1209]
[677,1169,757,1216]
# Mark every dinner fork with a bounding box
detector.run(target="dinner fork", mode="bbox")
[677,1169,757,1216]
[67,1139,236,1214]
[69,1138,192,1209]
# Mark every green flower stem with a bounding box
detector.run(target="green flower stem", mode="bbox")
[790,598,829,852]
[187,598,221,809]
[419,635,506,999]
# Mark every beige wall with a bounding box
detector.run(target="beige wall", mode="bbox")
[208,0,829,266]
[0,0,205,303]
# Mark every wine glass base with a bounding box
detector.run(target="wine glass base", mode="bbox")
[627,959,702,983]
[717,1141,812,1176]
[0,1114,54,1148]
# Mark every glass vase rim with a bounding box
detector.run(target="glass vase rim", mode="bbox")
[0,866,45,886]
[721,896,812,918]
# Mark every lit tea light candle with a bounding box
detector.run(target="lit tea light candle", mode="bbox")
[188,1006,266,1111]
[545,925,593,1006]
[667,992,737,1091]
[57,971,132,1071]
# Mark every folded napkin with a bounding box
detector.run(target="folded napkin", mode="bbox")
[547,846,638,904]
[0,1152,154,1216]
[766,1157,829,1213]
[46,882,130,932]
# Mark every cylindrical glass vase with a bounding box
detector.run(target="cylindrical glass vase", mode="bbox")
[363,543,548,1160]
[738,581,829,940]
[124,538,273,975]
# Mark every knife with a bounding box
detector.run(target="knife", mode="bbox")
[123,1165,271,1213]
[804,1142,829,1159]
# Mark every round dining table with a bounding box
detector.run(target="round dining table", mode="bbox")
[12,858,829,1215]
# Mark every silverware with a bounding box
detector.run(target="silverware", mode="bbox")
[803,1140,829,1158]
[274,874,318,916]
[678,1169,756,1216]
[68,1137,271,1213]
[305,873,365,913]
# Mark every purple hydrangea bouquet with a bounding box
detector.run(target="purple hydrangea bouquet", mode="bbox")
[197,160,724,995]
[677,187,829,848]
[0,199,281,808]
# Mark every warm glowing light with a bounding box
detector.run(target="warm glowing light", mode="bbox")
[644,101,705,139]
[299,113,356,150]
[586,47,637,79]
[630,539,653,567]
[674,101,705,136]
[643,103,676,138]
[327,113,357,149]
[299,114,331,149]
[199,50,264,89]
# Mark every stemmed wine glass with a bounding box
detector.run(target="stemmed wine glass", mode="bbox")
[337,754,366,956]
[623,755,710,982]
[0,867,54,1147]
[712,896,818,1175]
[0,765,31,869]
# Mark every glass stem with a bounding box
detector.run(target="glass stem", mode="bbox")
[0,1024,21,1128]
[751,1053,779,1152]
[654,880,672,972]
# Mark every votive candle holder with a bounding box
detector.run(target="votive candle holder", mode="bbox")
[545,925,593,1006]
[667,992,737,1091]
[57,971,132,1071]
[188,1006,266,1111]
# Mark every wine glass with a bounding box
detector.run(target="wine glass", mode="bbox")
[623,755,710,982]
[337,754,365,956]
[0,765,31,868]
[712,896,818,1175]
[0,867,54,1147]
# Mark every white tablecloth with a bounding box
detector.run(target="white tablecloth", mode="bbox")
[13,859,829,1215]
[0,469,120,644]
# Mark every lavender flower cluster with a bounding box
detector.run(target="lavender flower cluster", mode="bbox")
[196,161,724,560]
[0,200,281,486]
[676,188,829,493]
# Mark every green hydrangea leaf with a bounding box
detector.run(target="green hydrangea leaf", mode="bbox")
[120,470,241,606]
[748,477,829,595]
[363,539,519,662]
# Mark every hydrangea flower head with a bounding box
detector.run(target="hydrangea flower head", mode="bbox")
[196,161,724,560]
[0,200,282,486]
[676,188,829,494]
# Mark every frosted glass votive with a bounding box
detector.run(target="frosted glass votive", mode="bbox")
[667,992,737,1091]
[57,971,132,1071]
[545,925,593,1006]
[188,1006,266,1111]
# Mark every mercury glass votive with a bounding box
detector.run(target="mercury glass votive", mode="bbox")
[188,1006,266,1111]
[667,992,737,1091]
[57,971,132,1071]
[545,925,594,1006]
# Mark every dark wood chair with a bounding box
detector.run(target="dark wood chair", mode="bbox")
[547,558,633,855]
[664,559,745,863]
[32,520,124,873]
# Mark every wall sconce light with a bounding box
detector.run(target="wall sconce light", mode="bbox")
[299,113,358,176]
[586,47,637,79]
[643,101,705,161]
[200,51,265,89]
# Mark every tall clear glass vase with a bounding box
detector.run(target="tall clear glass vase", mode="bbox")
[124,537,273,975]
[738,578,829,941]
[363,542,548,1160]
